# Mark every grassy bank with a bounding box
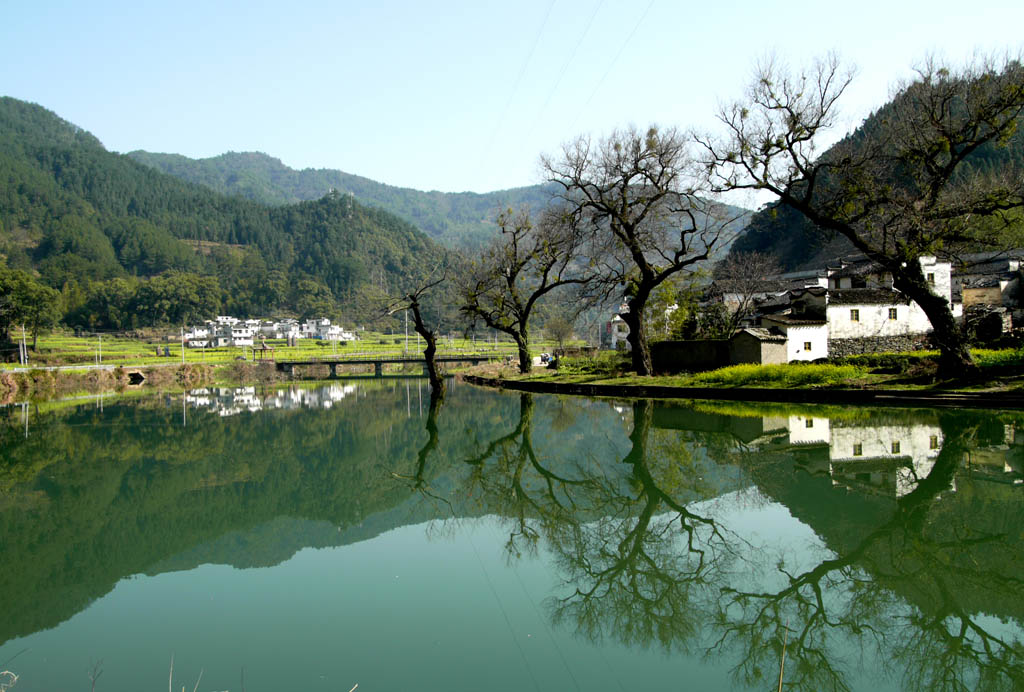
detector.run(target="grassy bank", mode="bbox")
[1,331,563,370]
[480,347,1024,392]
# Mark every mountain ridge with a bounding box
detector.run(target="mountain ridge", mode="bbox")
[127,148,558,249]
[0,96,449,327]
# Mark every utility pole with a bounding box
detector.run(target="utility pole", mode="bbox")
[19,325,26,366]
[404,309,409,355]
[97,334,102,365]
[180,327,185,365]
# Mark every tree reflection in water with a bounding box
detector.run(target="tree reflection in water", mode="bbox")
[396,394,1024,691]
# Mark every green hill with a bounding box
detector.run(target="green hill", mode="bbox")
[127,149,554,249]
[0,97,448,328]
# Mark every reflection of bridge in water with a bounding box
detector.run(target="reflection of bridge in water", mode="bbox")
[274,353,501,377]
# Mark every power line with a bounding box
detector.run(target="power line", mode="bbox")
[475,0,558,176]
[526,0,606,141]
[569,0,657,133]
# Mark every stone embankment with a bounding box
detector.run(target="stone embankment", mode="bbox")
[462,375,1024,410]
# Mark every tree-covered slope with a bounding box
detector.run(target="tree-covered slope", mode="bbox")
[0,97,448,326]
[127,149,555,249]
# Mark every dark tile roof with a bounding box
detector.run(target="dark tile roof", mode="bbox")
[828,289,911,305]
[762,315,827,327]
[732,328,787,342]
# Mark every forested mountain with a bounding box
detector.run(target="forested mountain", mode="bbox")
[0,97,448,329]
[729,91,1024,271]
[127,150,553,249]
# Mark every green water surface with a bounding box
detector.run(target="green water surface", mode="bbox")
[1,381,1021,691]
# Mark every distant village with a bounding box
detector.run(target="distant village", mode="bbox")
[604,250,1023,369]
[183,316,357,348]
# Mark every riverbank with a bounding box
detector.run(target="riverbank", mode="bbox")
[461,374,1024,409]
[0,361,282,403]
[0,359,466,403]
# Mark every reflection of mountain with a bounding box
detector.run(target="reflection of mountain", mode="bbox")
[0,382,520,645]
[3,387,1024,683]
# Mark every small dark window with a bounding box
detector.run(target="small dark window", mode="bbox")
[929,435,939,450]
[888,308,898,320]
[805,418,814,428]
[804,341,812,351]
[891,441,901,454]
[853,443,863,457]
[850,309,860,322]
[927,273,936,284]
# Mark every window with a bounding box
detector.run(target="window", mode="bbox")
[891,441,901,454]
[927,273,935,284]
[804,341,812,351]
[850,309,860,322]
[888,308,898,320]
[805,418,814,428]
[853,443,863,457]
[929,435,939,450]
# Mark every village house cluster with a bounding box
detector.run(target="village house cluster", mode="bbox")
[183,316,357,348]
[604,251,1023,369]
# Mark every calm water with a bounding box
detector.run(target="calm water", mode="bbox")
[1,381,1022,691]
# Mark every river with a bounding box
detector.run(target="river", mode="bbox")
[1,380,1021,691]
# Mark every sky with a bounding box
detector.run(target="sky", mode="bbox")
[3,0,1023,203]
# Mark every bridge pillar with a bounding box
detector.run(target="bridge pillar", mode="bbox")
[422,363,430,376]
[374,362,383,377]
[329,363,337,379]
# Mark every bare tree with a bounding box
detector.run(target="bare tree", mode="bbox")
[699,54,1024,376]
[385,269,449,401]
[712,251,783,333]
[543,125,738,375]
[544,314,574,353]
[460,206,590,374]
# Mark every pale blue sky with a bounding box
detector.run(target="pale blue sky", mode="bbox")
[2,0,1022,198]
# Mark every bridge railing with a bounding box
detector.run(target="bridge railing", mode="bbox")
[274,351,511,365]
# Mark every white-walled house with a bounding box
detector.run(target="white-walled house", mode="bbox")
[760,315,829,361]
[301,318,355,341]
[602,314,630,350]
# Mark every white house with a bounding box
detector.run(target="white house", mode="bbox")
[760,315,829,361]
[602,314,630,350]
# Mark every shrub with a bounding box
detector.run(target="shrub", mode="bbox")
[689,362,866,388]
[835,352,937,373]
[556,351,630,376]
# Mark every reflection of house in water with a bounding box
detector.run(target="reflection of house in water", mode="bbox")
[653,401,1022,497]
[185,384,359,416]
[761,415,1023,496]
[829,423,944,497]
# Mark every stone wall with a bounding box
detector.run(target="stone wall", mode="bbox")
[828,334,930,358]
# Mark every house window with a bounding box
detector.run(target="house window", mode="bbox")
[927,273,935,285]
[853,443,863,457]
[891,441,901,454]
[929,435,939,450]
[850,309,860,322]
[804,341,812,351]
[888,308,898,320]
[805,418,814,428]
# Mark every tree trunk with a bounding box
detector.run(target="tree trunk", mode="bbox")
[623,291,653,375]
[515,333,532,374]
[410,300,445,400]
[891,272,978,379]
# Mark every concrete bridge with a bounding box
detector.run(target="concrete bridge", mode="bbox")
[273,353,500,378]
